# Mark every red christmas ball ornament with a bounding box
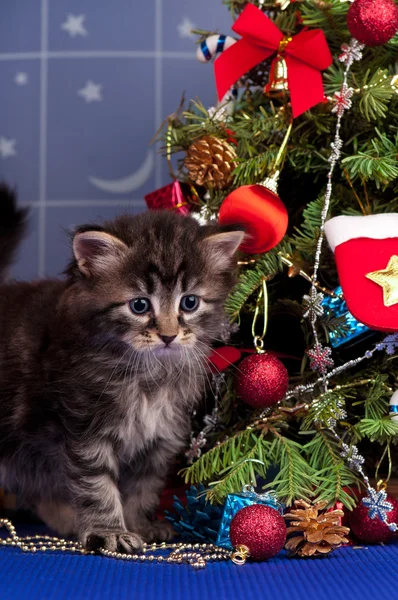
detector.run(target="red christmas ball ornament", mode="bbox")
[218,184,288,255]
[235,353,289,409]
[349,494,398,543]
[347,0,398,47]
[230,504,286,561]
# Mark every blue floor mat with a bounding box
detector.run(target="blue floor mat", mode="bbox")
[1,532,397,600]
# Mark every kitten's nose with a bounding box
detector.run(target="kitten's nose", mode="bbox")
[159,334,177,346]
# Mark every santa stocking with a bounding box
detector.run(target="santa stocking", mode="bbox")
[325,214,398,332]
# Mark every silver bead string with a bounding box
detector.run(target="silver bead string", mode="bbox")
[329,427,398,533]
[304,39,365,386]
[0,518,231,569]
[299,38,398,531]
[258,335,391,420]
[285,343,377,400]
[267,40,398,532]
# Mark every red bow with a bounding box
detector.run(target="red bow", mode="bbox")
[214,4,332,118]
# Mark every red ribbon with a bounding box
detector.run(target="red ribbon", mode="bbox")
[214,4,332,118]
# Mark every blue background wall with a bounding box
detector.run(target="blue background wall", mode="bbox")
[0,0,232,279]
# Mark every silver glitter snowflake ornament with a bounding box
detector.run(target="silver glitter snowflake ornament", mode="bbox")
[332,84,354,117]
[339,39,365,67]
[340,443,365,469]
[202,409,219,433]
[328,138,343,163]
[327,400,347,428]
[302,291,325,320]
[185,432,207,464]
[362,488,394,523]
[376,333,398,356]
[307,343,334,374]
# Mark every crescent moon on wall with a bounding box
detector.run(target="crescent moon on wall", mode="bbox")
[89,150,154,194]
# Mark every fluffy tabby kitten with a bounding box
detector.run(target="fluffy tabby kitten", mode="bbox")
[0,184,244,553]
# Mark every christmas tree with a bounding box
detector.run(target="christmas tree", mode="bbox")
[154,0,398,532]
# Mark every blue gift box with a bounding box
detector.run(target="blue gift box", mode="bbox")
[321,286,370,348]
[216,487,284,549]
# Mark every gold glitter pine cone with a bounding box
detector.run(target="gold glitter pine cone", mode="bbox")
[184,135,238,190]
[284,499,350,558]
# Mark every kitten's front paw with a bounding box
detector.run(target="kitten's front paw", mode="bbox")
[83,529,144,554]
[141,520,175,543]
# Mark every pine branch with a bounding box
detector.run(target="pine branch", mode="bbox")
[314,465,359,509]
[357,69,395,121]
[233,149,281,186]
[304,431,359,509]
[363,375,391,420]
[206,436,269,504]
[342,130,398,187]
[225,240,292,322]
[356,418,398,444]
[300,390,351,431]
[292,195,336,259]
[181,429,258,487]
[323,62,345,96]
[264,432,315,505]
[300,0,349,47]
[319,313,352,346]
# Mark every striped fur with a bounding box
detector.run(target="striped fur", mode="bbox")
[0,198,243,553]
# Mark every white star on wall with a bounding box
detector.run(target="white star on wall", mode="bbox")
[78,81,103,103]
[14,72,28,86]
[0,137,17,159]
[177,17,195,39]
[61,14,87,38]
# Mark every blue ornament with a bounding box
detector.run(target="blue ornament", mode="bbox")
[389,390,398,421]
[165,485,223,543]
[321,286,370,348]
[216,486,284,550]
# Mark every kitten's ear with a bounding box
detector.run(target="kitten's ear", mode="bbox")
[73,230,128,277]
[202,229,245,270]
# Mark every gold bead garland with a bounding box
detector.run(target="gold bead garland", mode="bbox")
[0,518,231,569]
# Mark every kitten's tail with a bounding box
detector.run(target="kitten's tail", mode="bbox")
[0,183,28,281]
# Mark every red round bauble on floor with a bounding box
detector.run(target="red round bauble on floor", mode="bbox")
[218,184,288,255]
[347,0,398,46]
[349,495,398,543]
[235,353,289,409]
[230,504,286,561]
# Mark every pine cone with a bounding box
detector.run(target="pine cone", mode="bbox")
[284,499,350,557]
[185,135,238,190]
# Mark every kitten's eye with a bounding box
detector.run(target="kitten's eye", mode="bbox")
[129,298,150,315]
[180,295,199,312]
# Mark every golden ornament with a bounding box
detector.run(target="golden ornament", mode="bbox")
[184,135,238,190]
[264,36,291,99]
[366,255,398,307]
[284,499,350,558]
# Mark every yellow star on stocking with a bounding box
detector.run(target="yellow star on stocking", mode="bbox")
[366,255,398,307]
